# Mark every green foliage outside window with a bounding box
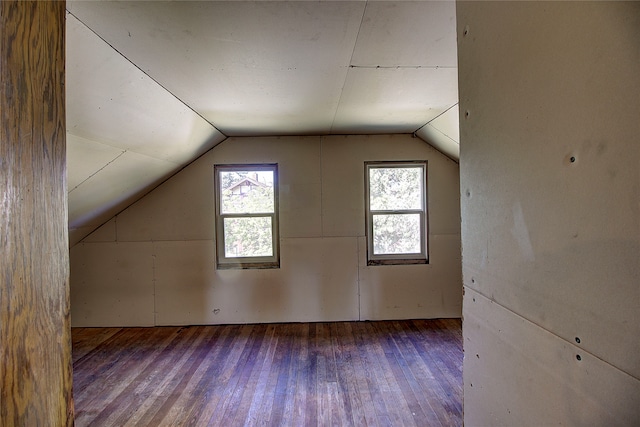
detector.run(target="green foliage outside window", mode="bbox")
[219,170,275,258]
[368,165,425,257]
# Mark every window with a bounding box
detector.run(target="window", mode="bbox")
[214,164,279,269]
[365,161,428,265]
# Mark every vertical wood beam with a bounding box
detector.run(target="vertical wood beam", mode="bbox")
[0,1,73,425]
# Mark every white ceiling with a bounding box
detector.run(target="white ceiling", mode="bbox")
[66,0,460,245]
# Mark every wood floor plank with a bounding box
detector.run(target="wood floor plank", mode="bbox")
[72,319,462,426]
[71,327,121,363]
[389,321,453,426]
[145,325,237,426]
[98,326,203,426]
[243,325,279,426]
[75,328,179,425]
[215,324,270,426]
[334,322,375,427]
[282,323,307,426]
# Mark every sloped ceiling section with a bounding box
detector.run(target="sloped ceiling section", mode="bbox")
[66,0,459,246]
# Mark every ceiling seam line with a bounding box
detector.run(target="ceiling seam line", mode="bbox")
[68,150,127,194]
[329,0,369,134]
[417,123,459,146]
[349,65,457,69]
[465,286,640,382]
[413,101,459,134]
[66,10,228,139]
[70,135,228,246]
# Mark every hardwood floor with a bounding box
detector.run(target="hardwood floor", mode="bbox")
[72,319,462,426]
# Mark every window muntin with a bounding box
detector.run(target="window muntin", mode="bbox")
[215,164,279,269]
[365,162,428,265]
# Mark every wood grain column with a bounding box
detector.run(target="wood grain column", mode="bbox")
[1,1,73,425]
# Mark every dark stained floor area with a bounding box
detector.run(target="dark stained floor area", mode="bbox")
[72,319,462,426]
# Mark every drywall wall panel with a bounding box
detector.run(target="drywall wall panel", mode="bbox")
[464,287,640,426]
[68,150,177,230]
[69,226,98,248]
[427,152,461,236]
[351,0,457,67]
[457,1,640,424]
[82,218,116,243]
[321,134,460,237]
[415,104,460,162]
[74,134,461,326]
[67,1,366,136]
[67,12,224,163]
[211,137,323,239]
[116,150,216,241]
[330,67,458,134]
[153,237,358,325]
[116,136,322,241]
[66,134,124,191]
[458,0,640,378]
[70,242,154,326]
[358,235,461,320]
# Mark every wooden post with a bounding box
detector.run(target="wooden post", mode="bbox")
[0,1,73,425]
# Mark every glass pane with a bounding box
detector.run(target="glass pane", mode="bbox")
[369,166,422,211]
[224,217,273,258]
[372,214,421,254]
[220,170,274,214]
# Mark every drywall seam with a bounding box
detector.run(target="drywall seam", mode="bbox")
[465,285,639,382]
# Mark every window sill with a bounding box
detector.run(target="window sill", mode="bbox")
[216,261,280,270]
[367,258,428,266]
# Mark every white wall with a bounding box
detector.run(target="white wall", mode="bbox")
[458,1,640,425]
[71,134,461,326]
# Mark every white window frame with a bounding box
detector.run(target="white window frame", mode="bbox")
[365,161,428,266]
[214,164,280,269]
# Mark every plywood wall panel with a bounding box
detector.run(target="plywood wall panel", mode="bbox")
[0,1,72,424]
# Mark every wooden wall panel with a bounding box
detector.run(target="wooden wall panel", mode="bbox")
[0,1,72,424]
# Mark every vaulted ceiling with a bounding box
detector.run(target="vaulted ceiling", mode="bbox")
[66,0,460,246]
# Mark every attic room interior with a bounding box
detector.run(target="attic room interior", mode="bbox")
[1,1,638,426]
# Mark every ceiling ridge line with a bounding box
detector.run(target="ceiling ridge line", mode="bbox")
[66,9,228,139]
[328,0,369,134]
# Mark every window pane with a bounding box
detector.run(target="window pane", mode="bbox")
[369,167,422,210]
[224,217,273,257]
[220,170,274,214]
[372,214,421,254]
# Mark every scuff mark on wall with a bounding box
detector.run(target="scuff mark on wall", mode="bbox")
[510,202,535,262]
